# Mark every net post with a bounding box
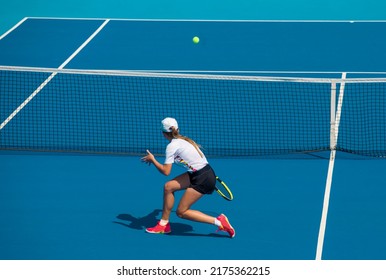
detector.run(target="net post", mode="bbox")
[330,81,337,151]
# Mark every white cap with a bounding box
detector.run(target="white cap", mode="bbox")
[161,117,178,132]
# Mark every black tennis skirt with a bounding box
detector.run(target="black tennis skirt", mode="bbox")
[188,164,216,195]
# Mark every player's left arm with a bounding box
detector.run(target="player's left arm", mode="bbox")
[141,150,172,176]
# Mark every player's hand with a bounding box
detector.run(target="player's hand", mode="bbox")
[141,150,155,165]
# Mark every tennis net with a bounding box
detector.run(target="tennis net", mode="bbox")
[1,66,385,158]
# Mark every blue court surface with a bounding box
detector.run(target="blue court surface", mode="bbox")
[1,18,386,261]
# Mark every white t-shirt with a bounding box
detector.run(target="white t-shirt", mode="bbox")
[164,138,208,173]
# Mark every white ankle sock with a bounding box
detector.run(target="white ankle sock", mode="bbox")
[214,218,221,227]
[159,219,169,226]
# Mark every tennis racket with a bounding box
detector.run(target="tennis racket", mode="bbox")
[215,176,234,201]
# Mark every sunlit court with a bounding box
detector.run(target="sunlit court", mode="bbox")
[1,18,386,263]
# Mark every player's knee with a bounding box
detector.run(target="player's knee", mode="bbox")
[176,207,187,218]
[163,181,174,193]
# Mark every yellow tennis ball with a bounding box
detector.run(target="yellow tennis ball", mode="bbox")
[192,36,200,44]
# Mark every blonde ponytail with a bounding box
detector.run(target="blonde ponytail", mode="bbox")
[169,127,203,158]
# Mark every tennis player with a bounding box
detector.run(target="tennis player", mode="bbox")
[141,117,235,238]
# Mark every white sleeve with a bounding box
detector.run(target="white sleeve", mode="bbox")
[164,142,176,164]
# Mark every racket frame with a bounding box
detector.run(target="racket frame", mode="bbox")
[215,176,234,201]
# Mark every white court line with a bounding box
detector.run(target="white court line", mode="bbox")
[25,17,386,23]
[315,72,347,260]
[0,19,110,131]
[0,17,28,40]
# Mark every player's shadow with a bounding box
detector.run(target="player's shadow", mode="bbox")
[114,209,162,230]
[114,209,227,238]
